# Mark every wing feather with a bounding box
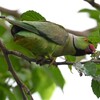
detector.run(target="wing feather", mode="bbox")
[5,17,69,45]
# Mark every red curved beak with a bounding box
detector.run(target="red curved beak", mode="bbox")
[89,44,95,54]
[85,44,95,54]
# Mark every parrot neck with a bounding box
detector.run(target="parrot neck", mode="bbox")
[73,35,86,56]
[60,34,76,56]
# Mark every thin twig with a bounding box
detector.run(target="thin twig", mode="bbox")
[56,59,100,65]
[0,40,33,100]
[84,0,100,10]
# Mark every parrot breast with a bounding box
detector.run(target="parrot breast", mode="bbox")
[14,31,58,57]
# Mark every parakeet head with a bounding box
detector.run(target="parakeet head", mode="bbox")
[73,36,95,56]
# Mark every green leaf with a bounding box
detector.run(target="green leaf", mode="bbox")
[30,64,65,99]
[91,79,100,98]
[0,25,6,36]
[12,86,23,100]
[0,54,8,73]
[84,62,97,76]
[17,69,32,82]
[0,89,6,100]
[0,84,16,100]
[21,10,46,21]
[31,66,56,99]
[79,9,100,21]
[45,66,65,89]
[9,56,22,71]
[65,55,76,71]
[88,28,100,47]
[65,55,76,62]
[95,64,100,76]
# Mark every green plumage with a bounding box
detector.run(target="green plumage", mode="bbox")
[1,17,94,58]
[12,21,77,57]
[14,30,75,57]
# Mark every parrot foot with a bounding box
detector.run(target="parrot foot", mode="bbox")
[49,58,57,66]
[36,56,47,65]
[36,56,56,66]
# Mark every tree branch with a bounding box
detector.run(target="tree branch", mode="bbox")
[6,49,100,65]
[66,26,97,37]
[0,40,33,100]
[8,50,36,63]
[0,6,20,18]
[84,0,100,10]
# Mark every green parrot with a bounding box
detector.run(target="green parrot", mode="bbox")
[1,17,95,59]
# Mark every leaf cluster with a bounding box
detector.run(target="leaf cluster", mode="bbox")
[0,10,65,100]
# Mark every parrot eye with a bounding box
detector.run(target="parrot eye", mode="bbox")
[84,38,88,42]
[84,38,92,44]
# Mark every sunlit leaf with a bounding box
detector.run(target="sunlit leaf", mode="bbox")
[21,10,46,21]
[31,66,56,99]
[88,27,100,47]
[45,66,65,90]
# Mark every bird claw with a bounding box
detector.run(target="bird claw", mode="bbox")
[36,57,56,66]
[36,57,46,65]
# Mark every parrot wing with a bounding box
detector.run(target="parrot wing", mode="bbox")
[23,21,69,45]
[4,17,69,45]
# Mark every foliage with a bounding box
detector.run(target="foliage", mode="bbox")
[21,10,46,21]
[79,9,100,47]
[0,4,100,100]
[0,10,65,100]
[91,79,100,98]
[79,8,100,98]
